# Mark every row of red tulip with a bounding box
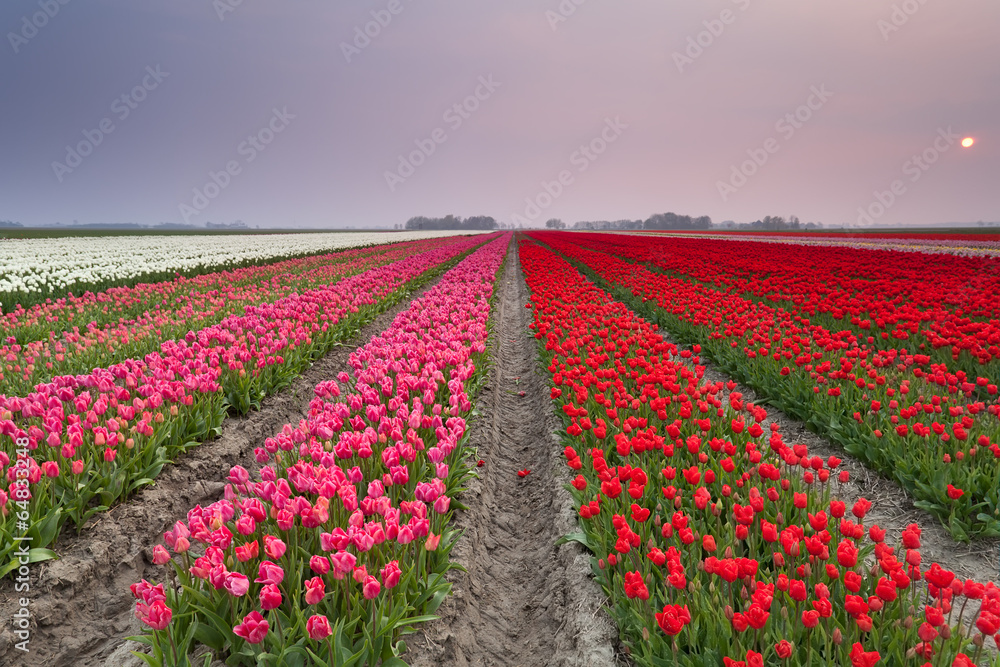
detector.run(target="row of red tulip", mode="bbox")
[519,235,998,666]
[571,233,1000,375]
[533,232,1000,541]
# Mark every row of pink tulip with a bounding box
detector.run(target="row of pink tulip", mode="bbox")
[0,237,455,395]
[0,235,494,576]
[129,234,509,666]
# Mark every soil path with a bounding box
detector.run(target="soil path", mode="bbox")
[404,242,618,667]
[0,275,449,667]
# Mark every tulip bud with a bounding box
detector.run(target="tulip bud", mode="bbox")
[940,624,951,640]
[724,605,734,622]
[781,606,788,619]
[724,546,733,559]
[642,627,649,642]
[832,628,842,645]
[902,616,913,630]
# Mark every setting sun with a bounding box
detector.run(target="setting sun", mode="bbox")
[961,137,975,148]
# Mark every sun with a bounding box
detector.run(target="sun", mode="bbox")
[961,137,975,148]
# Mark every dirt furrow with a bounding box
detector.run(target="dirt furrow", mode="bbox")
[405,242,617,667]
[0,275,449,667]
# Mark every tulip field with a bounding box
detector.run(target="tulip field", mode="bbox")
[2,229,1000,666]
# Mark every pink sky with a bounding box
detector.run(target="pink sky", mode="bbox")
[1,0,997,228]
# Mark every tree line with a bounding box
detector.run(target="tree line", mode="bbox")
[404,215,500,230]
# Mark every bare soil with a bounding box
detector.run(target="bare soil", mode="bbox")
[404,243,619,667]
[0,276,448,667]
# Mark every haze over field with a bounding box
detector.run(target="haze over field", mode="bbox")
[1,0,997,228]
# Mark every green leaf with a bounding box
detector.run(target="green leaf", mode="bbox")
[128,477,156,494]
[26,548,59,564]
[554,532,593,550]
[130,651,161,667]
[194,621,227,651]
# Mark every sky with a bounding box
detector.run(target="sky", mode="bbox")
[1,0,998,229]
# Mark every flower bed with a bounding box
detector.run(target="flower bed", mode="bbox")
[533,232,1000,541]
[520,235,999,666]
[128,234,509,666]
[0,234,493,575]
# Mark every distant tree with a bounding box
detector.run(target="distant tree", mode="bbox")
[545,218,566,229]
[404,215,498,231]
[643,212,711,230]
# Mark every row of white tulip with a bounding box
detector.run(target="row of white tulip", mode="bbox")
[0,230,489,304]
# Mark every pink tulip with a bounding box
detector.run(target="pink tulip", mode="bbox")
[138,600,172,630]
[381,560,401,589]
[254,560,284,586]
[362,575,381,600]
[151,545,171,565]
[310,555,331,575]
[263,535,286,559]
[224,572,250,597]
[304,576,325,605]
[233,611,269,644]
[259,584,282,610]
[306,614,332,640]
